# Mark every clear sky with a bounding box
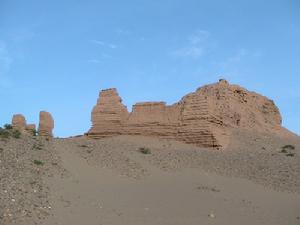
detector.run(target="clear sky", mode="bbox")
[0,0,299,137]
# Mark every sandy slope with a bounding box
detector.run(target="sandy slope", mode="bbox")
[1,130,300,225]
[0,135,63,225]
[44,132,300,225]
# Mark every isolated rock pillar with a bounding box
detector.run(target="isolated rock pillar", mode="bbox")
[12,114,27,131]
[38,111,54,138]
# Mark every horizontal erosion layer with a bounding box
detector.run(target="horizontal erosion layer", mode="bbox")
[87,116,221,148]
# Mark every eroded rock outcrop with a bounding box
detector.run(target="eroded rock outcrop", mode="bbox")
[88,89,129,137]
[12,114,27,131]
[38,111,54,138]
[199,80,282,132]
[87,80,287,148]
[11,114,37,135]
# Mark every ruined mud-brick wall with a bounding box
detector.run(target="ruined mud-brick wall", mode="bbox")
[199,79,283,133]
[88,88,129,138]
[11,111,54,138]
[177,91,224,148]
[126,102,180,139]
[87,80,285,148]
[38,111,54,138]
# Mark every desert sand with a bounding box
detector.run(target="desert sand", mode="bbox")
[45,136,300,225]
[1,129,300,225]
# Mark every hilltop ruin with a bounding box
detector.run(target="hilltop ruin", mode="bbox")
[87,79,287,148]
[11,111,54,138]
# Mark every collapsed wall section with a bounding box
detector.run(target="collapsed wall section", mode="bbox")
[87,87,224,147]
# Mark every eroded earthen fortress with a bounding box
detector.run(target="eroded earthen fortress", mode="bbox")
[10,79,290,148]
[87,79,285,148]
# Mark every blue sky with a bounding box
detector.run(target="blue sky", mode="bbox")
[0,0,299,137]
